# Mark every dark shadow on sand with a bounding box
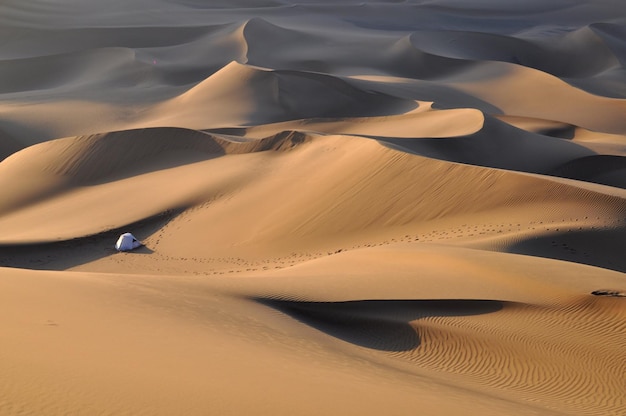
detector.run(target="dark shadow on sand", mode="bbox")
[129,245,155,254]
[506,225,626,273]
[0,209,181,271]
[259,299,503,352]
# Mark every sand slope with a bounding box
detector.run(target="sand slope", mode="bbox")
[1,1,626,415]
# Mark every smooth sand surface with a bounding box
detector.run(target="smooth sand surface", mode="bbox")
[1,1,625,415]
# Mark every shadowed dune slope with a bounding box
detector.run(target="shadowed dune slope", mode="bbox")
[409,26,620,79]
[2,12,626,140]
[0,127,225,217]
[0,48,160,95]
[156,61,419,128]
[3,128,626,275]
[260,299,505,352]
[0,127,316,240]
[548,155,626,189]
[377,116,595,174]
[0,127,23,161]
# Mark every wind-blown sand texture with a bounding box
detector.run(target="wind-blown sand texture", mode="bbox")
[1,1,625,415]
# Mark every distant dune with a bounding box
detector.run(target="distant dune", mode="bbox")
[1,1,625,415]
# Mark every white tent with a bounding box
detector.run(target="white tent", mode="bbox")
[114,232,143,252]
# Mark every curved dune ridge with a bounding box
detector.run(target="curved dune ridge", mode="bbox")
[1,128,625,247]
[259,299,505,352]
[1,1,626,416]
[160,61,420,126]
[403,297,625,414]
[259,296,625,415]
[409,26,621,79]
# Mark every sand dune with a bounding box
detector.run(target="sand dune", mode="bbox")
[2,245,625,415]
[157,61,420,128]
[241,103,485,139]
[377,116,595,173]
[2,129,626,274]
[1,1,626,415]
[410,25,620,78]
[448,62,626,134]
[0,48,159,96]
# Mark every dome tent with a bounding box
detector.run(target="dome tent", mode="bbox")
[115,232,143,252]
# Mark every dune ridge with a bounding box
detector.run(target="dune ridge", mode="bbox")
[2,128,626,247]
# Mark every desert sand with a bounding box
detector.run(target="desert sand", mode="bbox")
[1,1,625,415]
